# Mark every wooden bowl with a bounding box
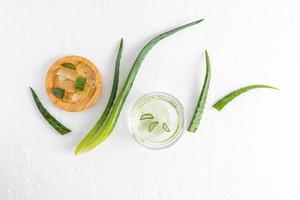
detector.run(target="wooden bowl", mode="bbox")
[45,55,103,112]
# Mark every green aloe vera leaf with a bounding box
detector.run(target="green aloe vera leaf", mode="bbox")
[213,85,279,111]
[75,39,123,154]
[188,50,211,133]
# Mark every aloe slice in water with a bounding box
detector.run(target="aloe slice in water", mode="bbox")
[148,121,159,132]
[162,123,171,132]
[61,63,76,70]
[140,113,154,120]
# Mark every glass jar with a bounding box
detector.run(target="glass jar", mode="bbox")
[129,92,184,149]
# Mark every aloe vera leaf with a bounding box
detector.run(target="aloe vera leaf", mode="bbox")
[188,50,211,133]
[30,87,71,135]
[76,19,204,154]
[75,39,123,154]
[213,84,279,111]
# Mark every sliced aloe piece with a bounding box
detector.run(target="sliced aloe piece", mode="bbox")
[61,63,76,70]
[53,87,65,99]
[162,123,171,132]
[75,76,86,91]
[148,121,159,132]
[140,113,154,120]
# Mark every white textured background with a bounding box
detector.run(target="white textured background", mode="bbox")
[0,0,300,199]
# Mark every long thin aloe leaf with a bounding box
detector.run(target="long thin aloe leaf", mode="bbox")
[76,19,204,154]
[187,50,211,133]
[75,39,123,154]
[213,84,279,111]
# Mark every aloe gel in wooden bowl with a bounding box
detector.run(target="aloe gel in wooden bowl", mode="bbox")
[45,55,103,112]
[129,92,184,149]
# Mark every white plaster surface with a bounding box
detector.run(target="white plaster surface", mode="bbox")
[0,0,300,199]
